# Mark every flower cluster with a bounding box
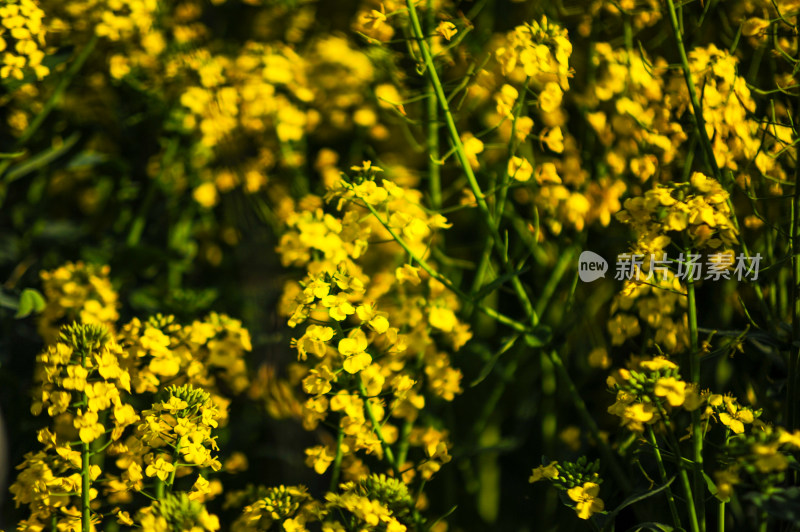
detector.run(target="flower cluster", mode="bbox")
[529,457,605,520]
[38,261,120,344]
[117,312,251,422]
[606,356,701,432]
[0,0,48,80]
[273,163,463,497]
[609,172,738,352]
[12,323,134,530]
[135,492,220,532]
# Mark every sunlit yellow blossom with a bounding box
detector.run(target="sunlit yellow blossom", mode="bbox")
[567,482,604,520]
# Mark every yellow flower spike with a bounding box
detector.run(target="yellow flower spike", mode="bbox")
[567,482,604,520]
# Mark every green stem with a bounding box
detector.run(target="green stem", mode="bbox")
[718,500,725,532]
[80,350,91,532]
[789,57,800,435]
[549,350,631,492]
[425,0,441,210]
[405,0,539,327]
[655,402,701,532]
[664,0,721,182]
[396,419,413,468]
[166,441,182,490]
[361,198,526,332]
[20,34,99,147]
[406,0,629,500]
[647,426,683,530]
[686,259,706,532]
[359,380,400,478]
[329,424,345,491]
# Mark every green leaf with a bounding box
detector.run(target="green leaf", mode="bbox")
[702,471,728,503]
[15,288,45,318]
[4,132,80,184]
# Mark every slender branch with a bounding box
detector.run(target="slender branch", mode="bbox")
[664,0,721,182]
[405,0,540,327]
[647,426,683,530]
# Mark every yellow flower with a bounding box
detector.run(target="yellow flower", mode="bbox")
[461,133,484,169]
[752,443,788,473]
[396,264,422,286]
[322,294,356,321]
[529,461,559,483]
[193,182,219,208]
[541,127,564,153]
[429,306,457,332]
[436,21,457,41]
[718,397,754,434]
[538,82,563,113]
[74,410,105,443]
[116,510,134,526]
[639,357,678,372]
[62,365,88,391]
[588,347,611,369]
[507,156,533,182]
[305,445,335,474]
[567,482,604,519]
[338,329,372,374]
[145,457,175,481]
[654,377,686,407]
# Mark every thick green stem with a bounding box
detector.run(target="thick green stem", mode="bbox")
[81,441,90,532]
[647,426,683,530]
